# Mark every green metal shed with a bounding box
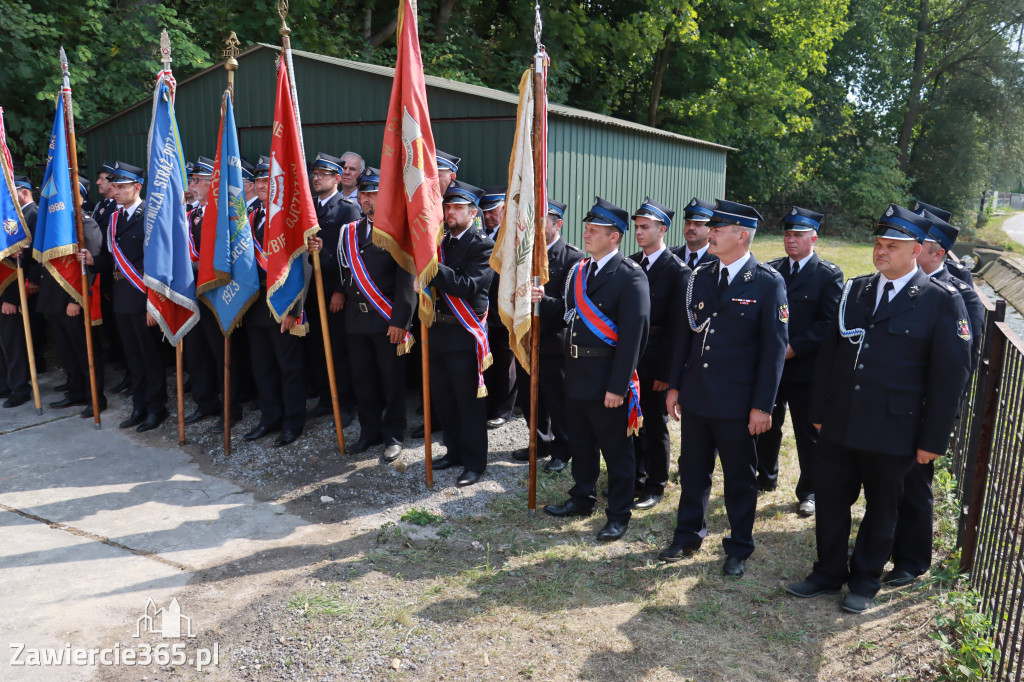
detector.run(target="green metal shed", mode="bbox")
[81,43,731,247]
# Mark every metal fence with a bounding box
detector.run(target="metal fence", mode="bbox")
[949,293,1024,681]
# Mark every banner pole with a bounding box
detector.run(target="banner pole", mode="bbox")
[422,315,433,488]
[59,48,101,429]
[15,256,42,414]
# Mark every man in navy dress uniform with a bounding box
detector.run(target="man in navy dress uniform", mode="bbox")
[312,166,417,461]
[0,176,37,408]
[786,204,972,613]
[658,199,788,577]
[481,185,518,428]
[883,210,984,588]
[428,180,495,486]
[514,200,585,473]
[543,197,650,542]
[670,198,718,270]
[913,201,974,286]
[629,197,690,510]
[758,207,844,516]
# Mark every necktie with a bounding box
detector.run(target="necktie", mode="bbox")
[717,267,729,297]
[586,261,597,288]
[640,256,650,271]
[688,252,697,269]
[790,261,799,278]
[874,281,894,318]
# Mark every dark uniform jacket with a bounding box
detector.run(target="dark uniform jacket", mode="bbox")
[429,226,495,352]
[670,254,788,420]
[809,269,972,457]
[188,203,206,274]
[92,197,116,230]
[36,215,103,314]
[314,192,361,296]
[338,218,416,334]
[243,203,310,327]
[767,252,844,384]
[564,250,650,401]
[930,266,984,370]
[98,201,148,315]
[629,249,689,385]
[537,236,584,355]
[1,203,37,306]
[945,255,973,287]
[670,245,717,269]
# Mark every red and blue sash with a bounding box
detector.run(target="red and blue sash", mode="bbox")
[187,207,201,262]
[439,237,492,397]
[249,209,268,272]
[572,258,643,436]
[109,209,147,294]
[343,221,414,355]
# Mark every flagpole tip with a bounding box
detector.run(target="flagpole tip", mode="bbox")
[160,29,172,64]
[278,0,291,35]
[223,32,241,72]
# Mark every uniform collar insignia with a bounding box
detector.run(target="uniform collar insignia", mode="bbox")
[908,284,921,298]
[742,269,754,282]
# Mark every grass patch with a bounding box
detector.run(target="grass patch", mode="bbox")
[400,507,444,525]
[750,234,876,278]
[972,209,1022,251]
[288,592,353,618]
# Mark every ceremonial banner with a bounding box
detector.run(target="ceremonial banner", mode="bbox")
[490,67,549,370]
[195,91,259,334]
[144,73,199,345]
[374,0,443,324]
[32,94,88,309]
[266,54,317,327]
[0,107,31,297]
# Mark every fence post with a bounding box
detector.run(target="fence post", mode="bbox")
[957,299,1007,574]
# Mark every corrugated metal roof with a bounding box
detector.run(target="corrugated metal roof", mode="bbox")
[84,43,736,153]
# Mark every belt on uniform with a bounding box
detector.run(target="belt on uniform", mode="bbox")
[648,325,666,336]
[113,270,124,281]
[357,302,369,313]
[569,344,613,359]
[434,312,460,324]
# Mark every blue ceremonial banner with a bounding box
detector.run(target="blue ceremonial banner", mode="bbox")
[144,77,199,345]
[195,90,259,334]
[32,94,77,263]
[0,110,30,262]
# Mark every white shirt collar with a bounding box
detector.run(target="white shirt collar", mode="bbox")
[591,249,618,275]
[546,234,561,252]
[342,187,358,201]
[718,251,751,285]
[877,266,919,306]
[122,198,143,219]
[684,243,709,262]
[318,189,338,206]
[925,264,945,278]
[788,251,814,272]
[246,195,259,208]
[640,246,665,270]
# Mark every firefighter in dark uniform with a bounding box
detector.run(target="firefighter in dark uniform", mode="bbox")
[183,156,242,432]
[311,166,416,461]
[242,156,309,447]
[428,180,495,486]
[757,207,844,516]
[670,198,718,269]
[306,152,361,425]
[883,210,984,587]
[0,176,37,408]
[81,161,167,431]
[481,186,518,428]
[629,197,689,510]
[543,197,650,542]
[913,201,975,286]
[658,199,788,577]
[93,161,125,391]
[41,179,106,417]
[92,162,118,228]
[786,204,972,614]
[513,200,584,473]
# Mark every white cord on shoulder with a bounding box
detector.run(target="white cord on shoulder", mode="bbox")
[685,264,711,333]
[838,278,866,368]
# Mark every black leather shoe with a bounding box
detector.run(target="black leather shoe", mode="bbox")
[486,417,507,429]
[307,402,332,419]
[119,411,145,429]
[79,401,108,418]
[212,416,241,434]
[49,396,86,409]
[382,444,403,462]
[597,520,628,542]
[350,436,383,454]
[111,375,130,393]
[882,569,918,587]
[840,592,873,614]
[545,458,567,473]
[457,469,482,486]
[757,480,778,493]
[633,494,662,510]
[543,499,594,518]
[431,456,460,470]
[785,580,840,598]
[657,543,698,562]
[512,446,550,462]
[185,408,215,425]
[274,430,301,446]
[3,395,30,408]
[722,556,746,578]
[244,424,280,441]
[137,411,167,433]
[54,380,69,392]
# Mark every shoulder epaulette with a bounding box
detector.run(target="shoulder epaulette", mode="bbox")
[822,260,838,270]
[767,257,785,267]
[624,258,641,270]
[758,262,782,277]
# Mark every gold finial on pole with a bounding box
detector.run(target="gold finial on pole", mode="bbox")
[160,29,172,69]
[223,31,240,93]
[278,0,291,37]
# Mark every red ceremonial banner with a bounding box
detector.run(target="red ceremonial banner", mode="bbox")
[373,0,443,325]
